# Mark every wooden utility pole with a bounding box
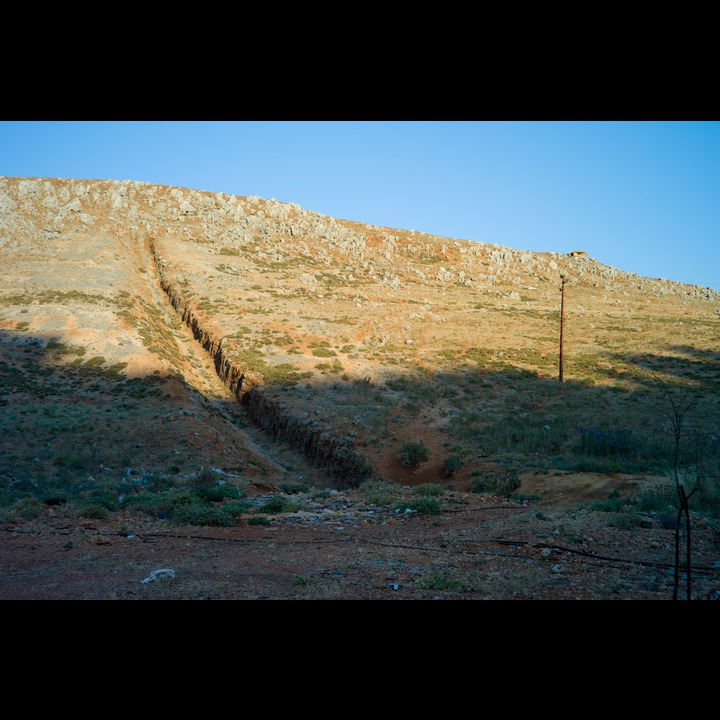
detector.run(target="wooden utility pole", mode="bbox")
[559,274,567,382]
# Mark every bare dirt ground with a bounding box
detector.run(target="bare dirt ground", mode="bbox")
[2,472,719,601]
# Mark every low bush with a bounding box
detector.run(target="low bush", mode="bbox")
[166,490,198,509]
[224,500,254,518]
[588,492,628,513]
[189,467,222,489]
[443,455,463,477]
[400,440,431,468]
[413,482,444,497]
[193,483,244,503]
[688,471,720,521]
[312,488,333,500]
[0,497,44,522]
[77,502,110,520]
[359,478,402,506]
[280,481,309,495]
[470,470,520,497]
[577,428,637,457]
[122,491,170,516]
[637,471,720,522]
[257,495,301,514]
[610,512,643,530]
[637,483,680,514]
[172,504,236,527]
[416,568,464,591]
[395,497,442,515]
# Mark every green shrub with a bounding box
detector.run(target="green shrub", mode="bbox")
[589,492,628,513]
[470,470,520,497]
[513,493,541,504]
[263,363,312,385]
[0,497,44,522]
[443,455,463,477]
[359,478,402,506]
[400,440,431,467]
[189,467,222,489]
[611,512,643,530]
[395,497,442,515]
[193,484,243,503]
[312,488,333,499]
[280,481,309,495]
[122,491,170,516]
[78,503,110,519]
[687,471,720,520]
[637,472,720,522]
[312,347,337,358]
[248,515,271,525]
[413,482,443,497]
[257,495,301,514]
[172,504,236,527]
[576,428,638,457]
[167,489,198,509]
[315,360,344,374]
[636,483,674,513]
[416,568,463,591]
[224,500,254,518]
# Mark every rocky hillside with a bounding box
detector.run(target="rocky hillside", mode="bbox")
[1,176,719,492]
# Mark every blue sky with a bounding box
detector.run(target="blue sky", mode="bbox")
[1,120,719,291]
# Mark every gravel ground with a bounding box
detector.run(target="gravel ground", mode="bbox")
[2,487,719,601]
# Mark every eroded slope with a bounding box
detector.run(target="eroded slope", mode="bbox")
[0,178,291,486]
[2,177,719,493]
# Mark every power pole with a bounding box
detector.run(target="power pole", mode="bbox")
[559,274,567,382]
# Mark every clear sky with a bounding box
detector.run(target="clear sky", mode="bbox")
[1,120,719,291]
